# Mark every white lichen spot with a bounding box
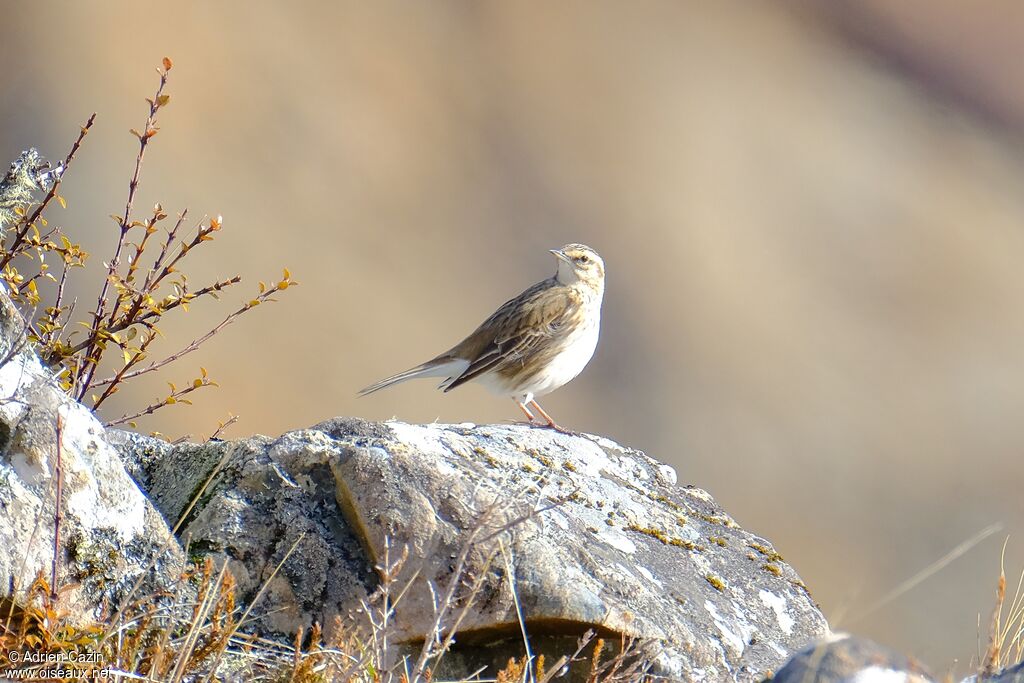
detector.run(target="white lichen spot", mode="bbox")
[598,529,636,554]
[387,422,448,456]
[9,450,48,484]
[544,508,570,531]
[705,600,745,655]
[635,565,663,587]
[759,589,795,634]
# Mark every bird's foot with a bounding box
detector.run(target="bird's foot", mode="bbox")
[540,420,578,436]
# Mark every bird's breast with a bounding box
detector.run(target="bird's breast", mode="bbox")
[518,310,601,398]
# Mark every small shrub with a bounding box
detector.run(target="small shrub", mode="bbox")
[0,57,296,434]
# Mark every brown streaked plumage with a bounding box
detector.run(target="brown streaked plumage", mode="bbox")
[359,244,605,431]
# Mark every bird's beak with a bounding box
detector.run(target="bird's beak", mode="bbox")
[550,249,571,263]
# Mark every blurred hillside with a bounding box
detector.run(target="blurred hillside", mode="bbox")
[2,1,1023,674]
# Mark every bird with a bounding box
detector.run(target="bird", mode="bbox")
[359,244,605,432]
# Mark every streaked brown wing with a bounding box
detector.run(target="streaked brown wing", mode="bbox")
[444,280,577,391]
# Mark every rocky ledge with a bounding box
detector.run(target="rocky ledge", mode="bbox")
[108,418,828,680]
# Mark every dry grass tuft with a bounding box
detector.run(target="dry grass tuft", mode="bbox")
[980,539,1024,678]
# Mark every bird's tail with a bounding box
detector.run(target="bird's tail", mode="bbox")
[358,357,469,396]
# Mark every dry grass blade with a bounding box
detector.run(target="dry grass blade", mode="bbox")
[981,538,1024,677]
[200,532,307,682]
[846,522,1003,625]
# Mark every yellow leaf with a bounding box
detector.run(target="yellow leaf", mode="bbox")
[57,195,67,209]
[193,379,203,388]
[166,396,176,405]
[162,56,174,71]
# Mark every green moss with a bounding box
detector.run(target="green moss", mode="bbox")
[705,575,725,592]
[188,539,221,564]
[67,529,123,591]
[561,461,577,472]
[668,537,698,551]
[708,536,727,547]
[526,448,554,468]
[646,492,683,512]
[748,543,784,563]
[626,524,698,551]
[697,512,736,527]
[761,563,782,577]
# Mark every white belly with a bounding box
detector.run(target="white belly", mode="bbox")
[479,314,601,401]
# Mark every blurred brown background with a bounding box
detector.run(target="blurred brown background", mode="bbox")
[3,1,1024,675]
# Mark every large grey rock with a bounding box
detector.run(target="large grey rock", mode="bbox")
[963,660,1024,683]
[0,289,184,618]
[111,416,829,681]
[769,635,934,682]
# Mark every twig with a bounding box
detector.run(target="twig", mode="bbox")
[207,415,238,442]
[536,631,596,683]
[90,328,159,409]
[50,412,65,600]
[77,64,171,398]
[0,113,96,271]
[93,285,283,391]
[105,375,216,427]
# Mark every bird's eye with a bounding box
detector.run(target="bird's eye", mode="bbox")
[576,255,590,265]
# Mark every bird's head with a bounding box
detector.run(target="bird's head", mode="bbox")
[551,243,605,290]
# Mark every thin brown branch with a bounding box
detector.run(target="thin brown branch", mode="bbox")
[142,209,188,293]
[90,329,159,410]
[50,413,65,601]
[105,204,168,330]
[113,209,191,332]
[105,376,214,427]
[36,261,70,350]
[62,274,241,361]
[0,113,96,271]
[208,415,238,442]
[77,67,171,399]
[91,284,279,389]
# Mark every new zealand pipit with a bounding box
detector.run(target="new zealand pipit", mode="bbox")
[360,244,605,431]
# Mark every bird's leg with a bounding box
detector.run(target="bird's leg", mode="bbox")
[516,400,537,423]
[528,399,573,434]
